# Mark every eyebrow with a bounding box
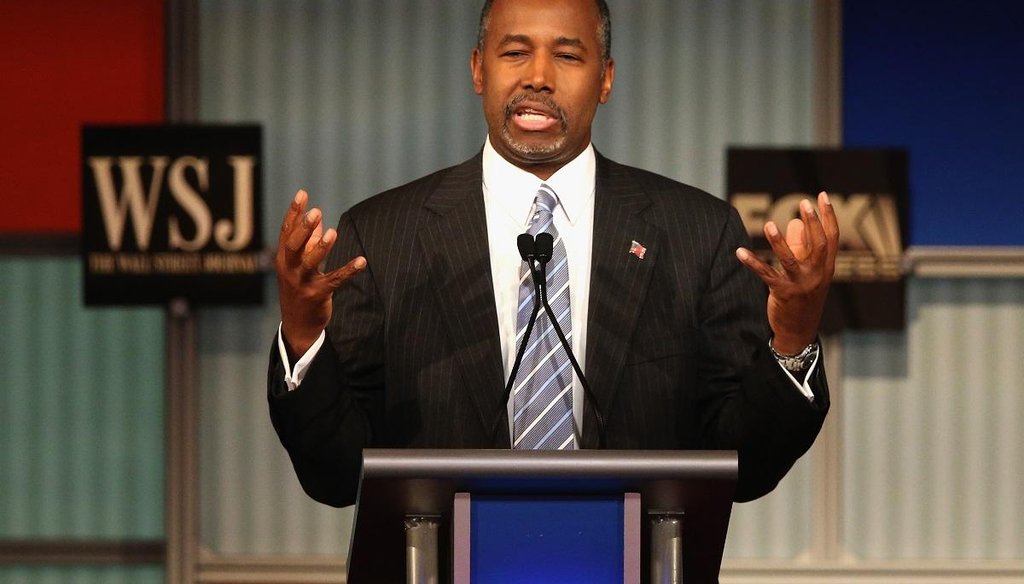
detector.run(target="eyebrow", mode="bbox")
[497,34,531,47]
[554,37,586,50]
[497,34,589,52]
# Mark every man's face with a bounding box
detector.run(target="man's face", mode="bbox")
[471,0,614,179]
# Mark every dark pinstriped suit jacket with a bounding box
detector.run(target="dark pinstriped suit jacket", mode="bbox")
[268,152,829,507]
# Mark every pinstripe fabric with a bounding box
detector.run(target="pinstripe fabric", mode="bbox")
[513,186,575,450]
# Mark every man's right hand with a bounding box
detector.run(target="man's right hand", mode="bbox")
[276,189,367,357]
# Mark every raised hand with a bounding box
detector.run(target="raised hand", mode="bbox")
[276,190,366,356]
[735,192,839,355]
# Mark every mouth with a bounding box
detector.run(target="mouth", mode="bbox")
[506,96,563,133]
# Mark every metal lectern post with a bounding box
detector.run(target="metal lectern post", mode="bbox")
[404,516,440,584]
[650,514,684,584]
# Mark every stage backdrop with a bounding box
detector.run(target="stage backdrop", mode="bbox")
[843,0,1024,246]
[194,0,819,562]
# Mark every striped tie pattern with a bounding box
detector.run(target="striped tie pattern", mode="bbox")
[512,184,576,450]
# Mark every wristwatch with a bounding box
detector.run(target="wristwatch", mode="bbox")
[769,339,819,373]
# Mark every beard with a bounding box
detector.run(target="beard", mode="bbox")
[499,93,569,159]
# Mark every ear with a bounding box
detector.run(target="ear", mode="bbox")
[470,47,484,95]
[599,57,615,104]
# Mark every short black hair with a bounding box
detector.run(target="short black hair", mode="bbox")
[477,0,612,66]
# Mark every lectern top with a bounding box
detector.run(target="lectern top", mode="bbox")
[362,448,737,481]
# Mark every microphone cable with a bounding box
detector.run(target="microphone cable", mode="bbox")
[489,233,544,447]
[532,233,607,449]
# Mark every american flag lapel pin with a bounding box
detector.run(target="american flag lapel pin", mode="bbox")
[628,240,647,260]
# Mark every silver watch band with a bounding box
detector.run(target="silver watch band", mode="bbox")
[769,339,819,373]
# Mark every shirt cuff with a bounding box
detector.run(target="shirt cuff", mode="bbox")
[776,350,819,402]
[277,323,326,392]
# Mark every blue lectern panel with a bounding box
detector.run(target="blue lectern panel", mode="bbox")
[470,496,623,583]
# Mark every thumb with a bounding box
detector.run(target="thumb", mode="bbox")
[786,218,809,259]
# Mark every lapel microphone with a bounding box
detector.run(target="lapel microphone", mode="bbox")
[491,233,607,449]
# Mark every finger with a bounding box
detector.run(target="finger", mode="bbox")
[736,247,781,286]
[304,218,324,256]
[323,255,368,290]
[301,227,337,271]
[818,191,840,245]
[818,191,840,274]
[279,190,308,241]
[799,198,827,261]
[283,207,323,267]
[763,221,800,277]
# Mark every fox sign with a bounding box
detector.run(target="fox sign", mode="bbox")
[727,148,909,332]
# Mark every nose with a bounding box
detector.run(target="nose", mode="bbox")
[522,52,554,93]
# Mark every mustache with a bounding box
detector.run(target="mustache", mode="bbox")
[503,93,567,127]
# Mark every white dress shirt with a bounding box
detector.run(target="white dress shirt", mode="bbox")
[481,137,596,439]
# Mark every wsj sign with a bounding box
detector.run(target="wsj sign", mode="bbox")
[728,149,908,331]
[82,126,263,305]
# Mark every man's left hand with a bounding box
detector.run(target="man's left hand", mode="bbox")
[735,191,839,355]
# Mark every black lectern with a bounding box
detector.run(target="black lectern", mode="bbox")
[347,449,737,583]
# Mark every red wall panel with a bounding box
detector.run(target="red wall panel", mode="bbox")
[0,0,165,234]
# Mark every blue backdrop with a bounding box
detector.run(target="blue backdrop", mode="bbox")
[843,0,1024,246]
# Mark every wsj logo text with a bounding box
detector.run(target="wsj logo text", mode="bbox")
[732,192,903,281]
[86,155,261,277]
[88,155,255,252]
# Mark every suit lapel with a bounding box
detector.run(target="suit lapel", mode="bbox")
[582,154,661,448]
[417,155,508,446]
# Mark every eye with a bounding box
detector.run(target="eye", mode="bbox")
[501,50,528,58]
[556,53,582,62]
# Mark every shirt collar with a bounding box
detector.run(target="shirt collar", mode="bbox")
[482,136,596,227]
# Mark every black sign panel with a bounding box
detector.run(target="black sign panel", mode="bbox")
[82,125,263,306]
[728,148,908,332]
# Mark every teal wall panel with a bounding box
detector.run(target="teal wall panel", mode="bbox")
[0,565,163,584]
[843,278,1024,559]
[0,258,165,540]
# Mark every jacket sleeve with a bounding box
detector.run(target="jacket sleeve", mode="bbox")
[695,207,830,502]
[266,212,386,508]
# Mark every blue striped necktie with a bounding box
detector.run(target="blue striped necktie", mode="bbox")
[513,184,576,450]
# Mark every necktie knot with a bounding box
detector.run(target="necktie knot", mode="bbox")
[528,184,559,235]
[534,184,557,214]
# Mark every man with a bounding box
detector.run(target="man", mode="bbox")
[270,0,837,508]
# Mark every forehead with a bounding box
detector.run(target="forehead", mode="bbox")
[486,0,601,46]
